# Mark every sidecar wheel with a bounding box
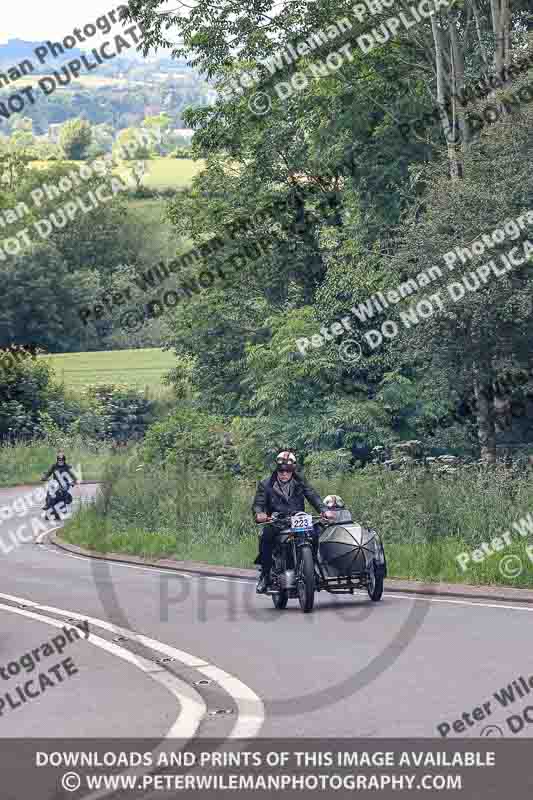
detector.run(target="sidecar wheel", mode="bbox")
[367,562,384,601]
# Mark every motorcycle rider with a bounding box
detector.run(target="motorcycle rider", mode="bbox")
[252,450,335,593]
[41,450,78,518]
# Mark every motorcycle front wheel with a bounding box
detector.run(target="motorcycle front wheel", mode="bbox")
[297,546,315,613]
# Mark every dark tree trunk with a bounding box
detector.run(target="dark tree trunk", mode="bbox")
[473,357,496,462]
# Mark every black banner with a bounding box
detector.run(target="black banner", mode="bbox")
[1,738,532,799]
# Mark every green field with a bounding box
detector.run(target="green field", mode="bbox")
[42,348,176,389]
[30,157,204,190]
[140,157,204,189]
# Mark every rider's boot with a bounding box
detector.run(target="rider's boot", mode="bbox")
[256,572,269,594]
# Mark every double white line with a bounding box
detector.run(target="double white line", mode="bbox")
[0,590,264,741]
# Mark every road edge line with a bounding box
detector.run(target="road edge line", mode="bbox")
[49,532,533,606]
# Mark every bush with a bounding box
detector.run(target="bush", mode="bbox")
[63,464,255,565]
[1,356,157,447]
[142,407,238,472]
[0,353,56,441]
[127,186,178,199]
[304,449,353,478]
[171,146,193,159]
[82,384,156,443]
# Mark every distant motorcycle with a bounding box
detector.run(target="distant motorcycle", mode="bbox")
[41,475,75,521]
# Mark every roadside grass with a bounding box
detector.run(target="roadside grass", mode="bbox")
[63,467,258,566]
[64,508,258,568]
[40,348,176,390]
[386,537,533,585]
[60,464,533,588]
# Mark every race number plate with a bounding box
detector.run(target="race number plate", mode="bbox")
[291,512,313,533]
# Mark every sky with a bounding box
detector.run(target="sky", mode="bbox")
[0,0,178,44]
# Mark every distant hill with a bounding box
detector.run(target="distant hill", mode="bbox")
[0,39,85,69]
[0,38,154,71]
[0,39,194,79]
[0,39,209,134]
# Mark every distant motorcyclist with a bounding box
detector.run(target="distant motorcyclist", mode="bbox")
[41,451,78,519]
[252,450,335,593]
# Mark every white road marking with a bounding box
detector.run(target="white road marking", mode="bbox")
[32,534,533,616]
[42,543,241,580]
[0,602,205,740]
[0,591,265,739]
[40,542,533,610]
[37,525,62,542]
[0,600,209,800]
[381,591,533,612]
[197,665,266,738]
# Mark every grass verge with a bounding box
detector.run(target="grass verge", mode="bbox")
[59,464,533,589]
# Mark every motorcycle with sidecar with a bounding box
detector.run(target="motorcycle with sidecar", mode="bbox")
[257,505,387,613]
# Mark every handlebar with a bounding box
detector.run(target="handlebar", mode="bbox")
[255,513,329,525]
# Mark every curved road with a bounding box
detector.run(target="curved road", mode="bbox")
[1,482,532,745]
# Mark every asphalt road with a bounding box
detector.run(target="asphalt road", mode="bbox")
[1,482,532,744]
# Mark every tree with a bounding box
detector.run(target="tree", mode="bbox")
[113,128,151,191]
[390,103,533,462]
[0,150,31,192]
[90,123,115,156]
[142,113,172,154]
[0,243,100,352]
[0,353,56,440]
[122,0,533,465]
[59,118,92,160]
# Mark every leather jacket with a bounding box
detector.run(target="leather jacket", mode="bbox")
[252,471,325,518]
